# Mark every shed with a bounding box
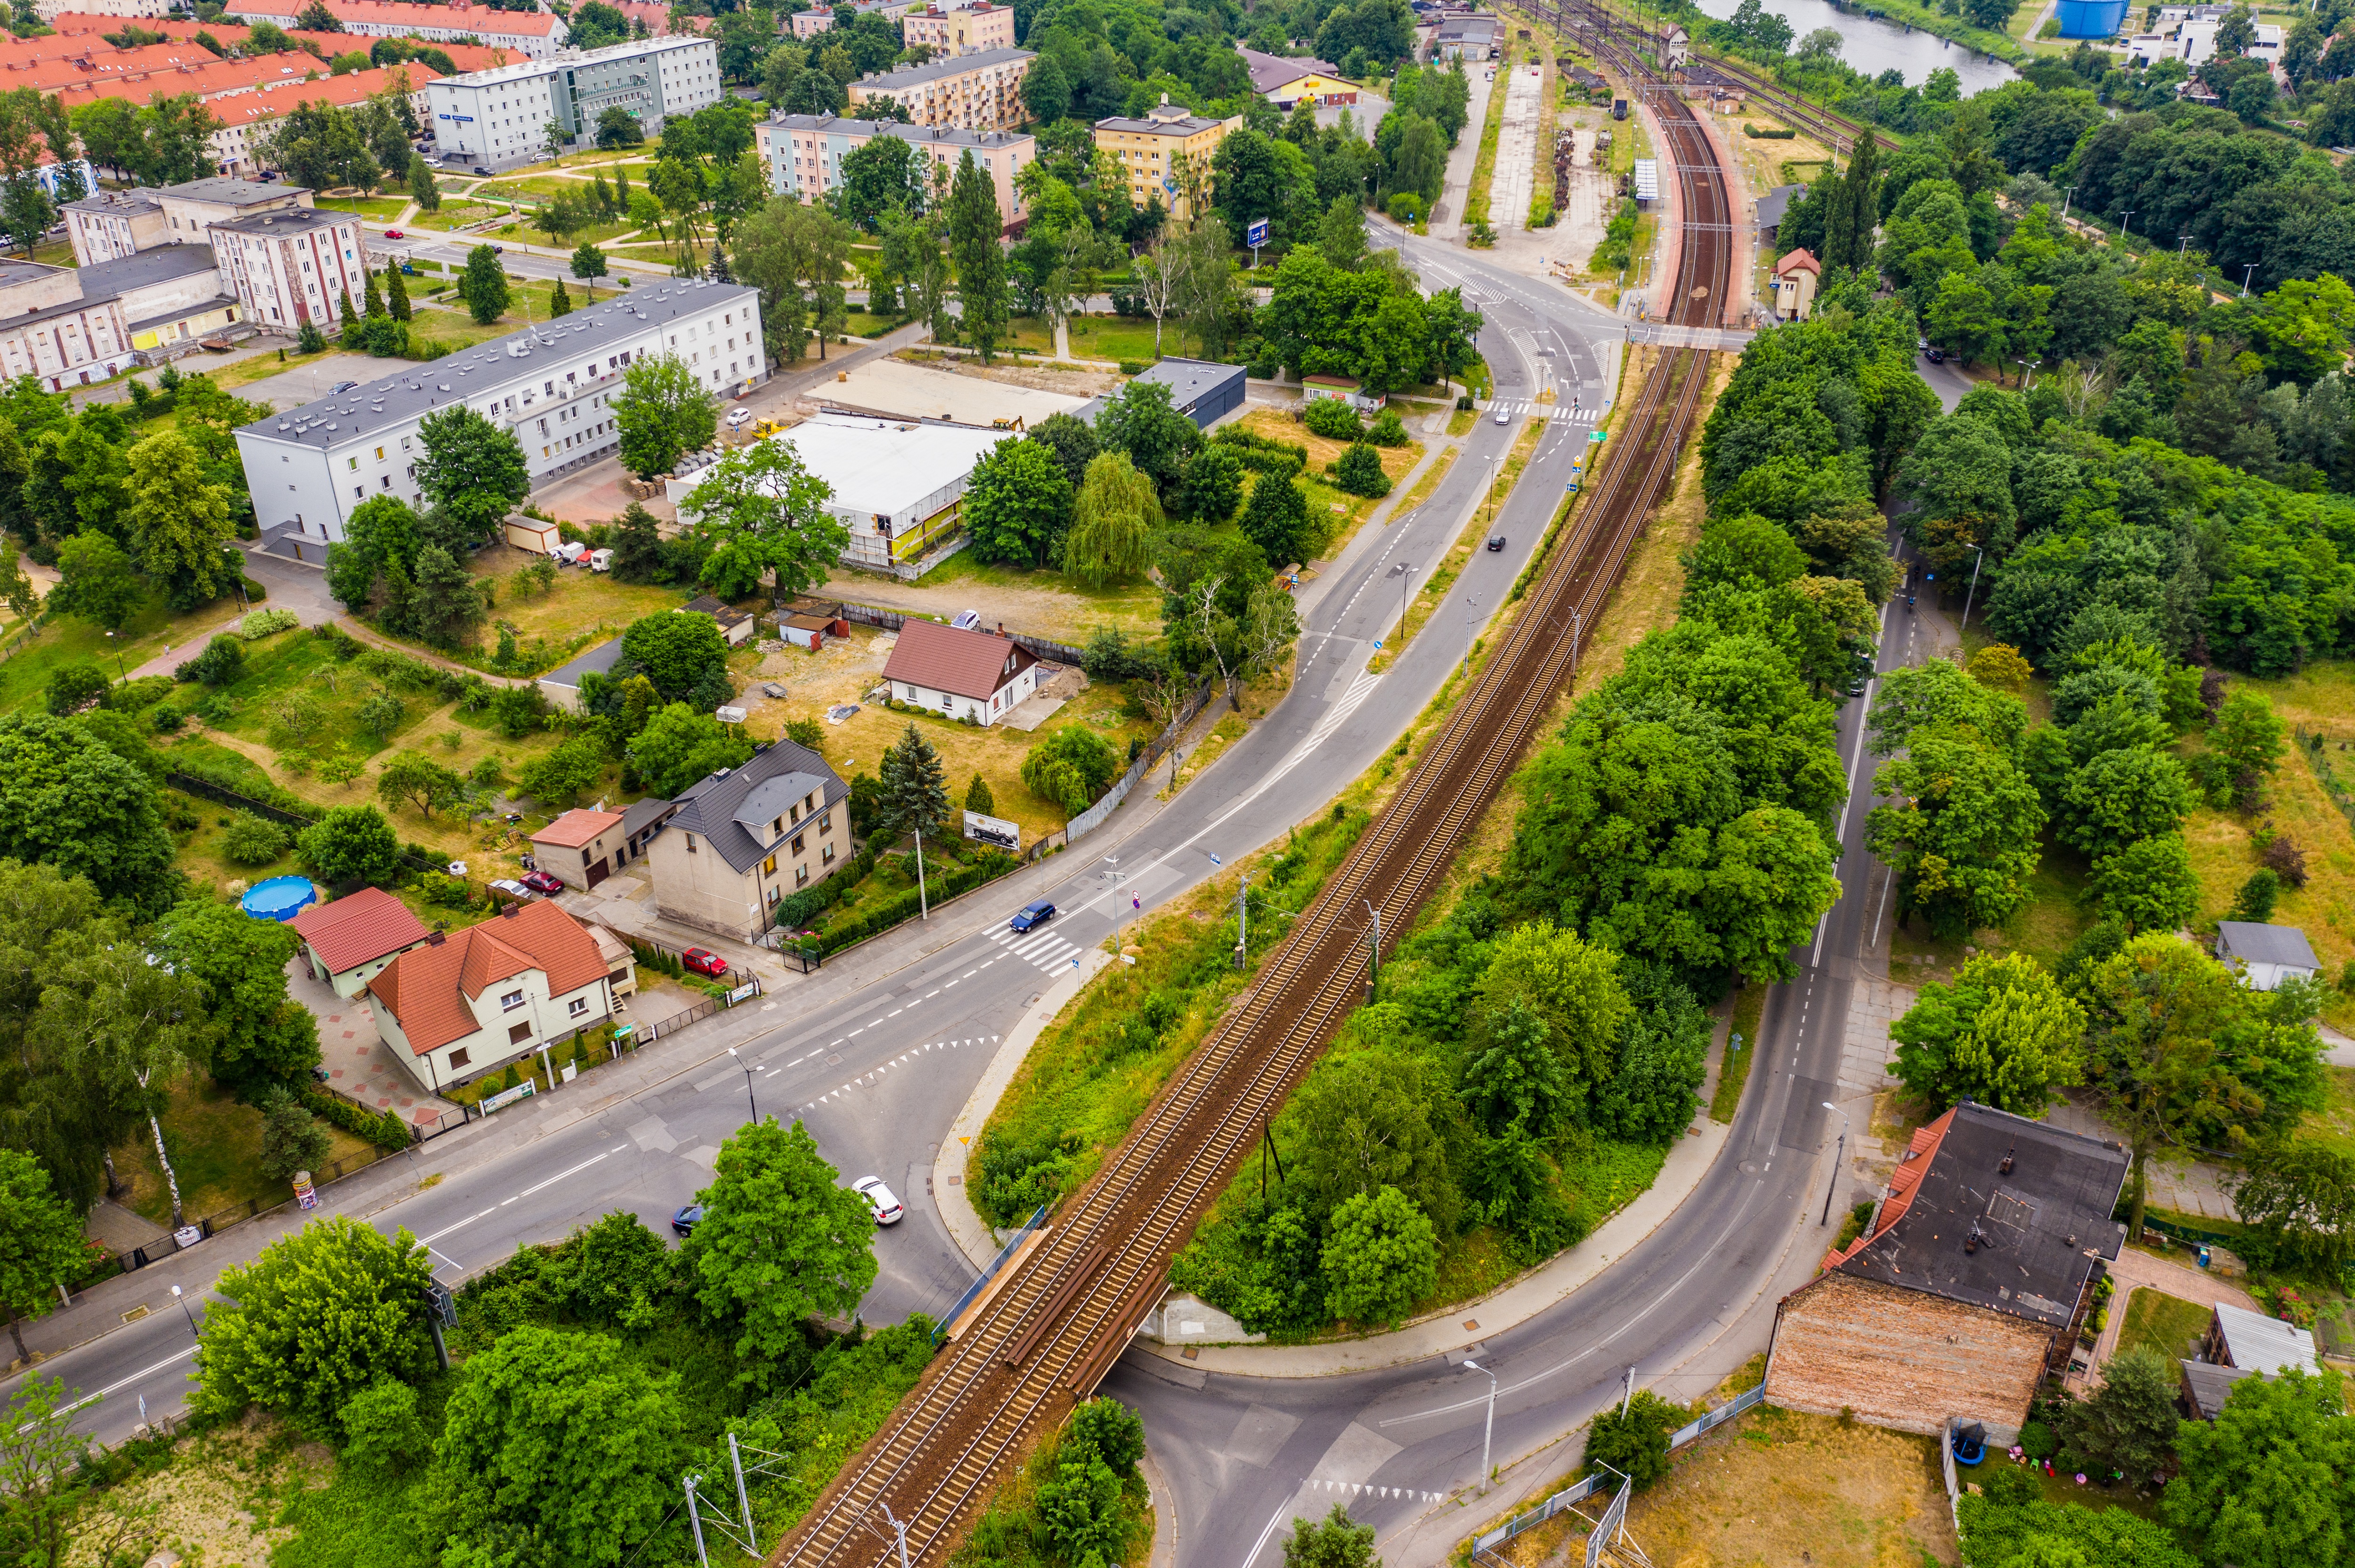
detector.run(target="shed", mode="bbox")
[2207,1301,2323,1376]
[503,514,562,555]
[2216,922,2322,991]
[1302,373,1384,412]
[779,614,833,651]
[617,795,679,867]
[684,594,757,647]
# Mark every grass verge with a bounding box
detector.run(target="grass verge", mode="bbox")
[1368,417,1541,674]
[1711,983,1767,1124]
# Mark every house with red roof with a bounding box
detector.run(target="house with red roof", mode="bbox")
[1772,247,1820,322]
[367,900,628,1091]
[881,617,1039,727]
[287,886,433,998]
[529,806,625,892]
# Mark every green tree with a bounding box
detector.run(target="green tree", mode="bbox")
[2089,832,2202,935]
[2233,1142,2355,1272]
[257,1089,331,1184]
[0,713,178,910]
[42,663,106,716]
[1890,951,2085,1114]
[384,261,410,321]
[1474,920,1634,1104]
[877,721,950,853]
[965,433,1074,569]
[125,429,237,611]
[2211,686,2286,797]
[406,150,439,210]
[1283,1505,1378,1568]
[154,899,318,1094]
[410,542,485,650]
[339,1378,429,1478]
[680,1118,878,1365]
[2165,1368,2355,1568]
[1319,1184,1436,1328]
[948,149,1008,360]
[2055,1345,2180,1486]
[2055,745,2194,859]
[415,405,528,538]
[620,608,732,703]
[626,701,752,796]
[375,750,467,819]
[297,804,403,886]
[195,1216,433,1437]
[458,242,510,325]
[614,351,716,480]
[608,502,668,583]
[1021,723,1119,815]
[1067,451,1158,587]
[433,1324,681,1566]
[1240,469,1313,569]
[47,531,142,631]
[1868,732,2044,937]
[513,735,607,808]
[681,435,846,599]
[1585,1389,1681,1489]
[0,1149,91,1365]
[1291,1053,1455,1228]
[964,772,995,816]
[571,241,609,299]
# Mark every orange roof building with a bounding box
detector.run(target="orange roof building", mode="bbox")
[1772,246,1820,323]
[221,0,568,57]
[209,62,438,176]
[368,899,629,1091]
[288,885,433,997]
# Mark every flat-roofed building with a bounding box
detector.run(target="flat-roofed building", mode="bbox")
[792,0,920,37]
[63,188,166,267]
[207,204,372,336]
[1094,96,1238,220]
[756,113,1032,229]
[0,243,243,388]
[426,35,721,170]
[848,45,1032,131]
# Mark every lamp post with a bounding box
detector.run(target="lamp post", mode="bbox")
[2117,209,2136,243]
[2014,357,2039,390]
[102,630,126,680]
[1461,1358,1498,1494]
[1959,542,1985,633]
[1105,856,1123,949]
[1462,593,1477,679]
[727,1046,756,1123]
[1819,1099,1852,1226]
[2242,262,2258,297]
[2058,185,2077,224]
[1395,562,1415,645]
[171,1283,196,1336]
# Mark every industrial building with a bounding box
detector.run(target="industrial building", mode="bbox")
[427,36,723,169]
[237,280,766,554]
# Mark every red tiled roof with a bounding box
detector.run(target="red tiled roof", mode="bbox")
[1775,247,1821,276]
[881,617,1034,703]
[1821,1108,1955,1272]
[533,807,622,850]
[210,64,438,129]
[287,886,431,976]
[367,901,606,1055]
[229,0,562,37]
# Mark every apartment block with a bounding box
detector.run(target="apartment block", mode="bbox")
[427,35,720,169]
[212,64,439,178]
[222,0,569,57]
[1094,96,1239,220]
[901,1,1015,57]
[756,113,1031,229]
[847,45,1031,130]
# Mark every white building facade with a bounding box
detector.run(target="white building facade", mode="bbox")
[237,280,767,550]
[208,205,371,331]
[427,36,722,170]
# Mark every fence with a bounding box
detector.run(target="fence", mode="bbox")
[1065,676,1218,847]
[1941,1416,1963,1536]
[933,1203,1049,1345]
[114,1138,411,1272]
[1470,1384,1767,1561]
[822,599,1090,669]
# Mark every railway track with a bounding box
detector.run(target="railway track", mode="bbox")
[765,45,1736,1568]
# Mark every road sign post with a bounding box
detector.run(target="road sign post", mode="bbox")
[1246,217,1268,269]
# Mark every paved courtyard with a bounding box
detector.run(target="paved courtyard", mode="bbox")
[285,955,463,1127]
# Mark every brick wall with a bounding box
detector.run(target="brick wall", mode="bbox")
[1765,1272,2056,1439]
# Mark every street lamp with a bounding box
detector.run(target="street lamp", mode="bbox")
[2058,185,2077,224]
[1819,1099,1852,1226]
[171,1283,196,1336]
[2014,357,2039,390]
[1958,542,1985,634]
[1105,856,1124,949]
[2117,209,2136,243]
[727,1045,756,1123]
[1462,593,1477,679]
[102,630,126,680]
[2242,262,2258,298]
[1393,562,1415,645]
[1461,1358,1498,1494]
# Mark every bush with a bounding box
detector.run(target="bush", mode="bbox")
[1303,396,1363,441]
[1365,408,1409,447]
[2262,832,2309,887]
[1386,191,1425,223]
[237,607,302,639]
[1023,724,1121,815]
[300,1083,413,1150]
[258,1089,332,1182]
[1583,1389,1681,1489]
[113,674,175,710]
[784,717,824,748]
[2232,866,2281,923]
[179,635,246,687]
[221,809,292,866]
[1331,441,1392,498]
[44,663,109,715]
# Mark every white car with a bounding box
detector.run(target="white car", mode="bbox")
[589,548,614,572]
[725,406,753,431]
[853,1176,904,1225]
[488,878,536,900]
[1494,408,1510,424]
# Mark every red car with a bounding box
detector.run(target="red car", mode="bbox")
[383,228,404,239]
[520,869,565,895]
[681,947,729,979]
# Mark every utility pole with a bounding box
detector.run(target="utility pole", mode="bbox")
[1820,1100,1852,1226]
[914,825,928,919]
[1959,543,1984,633]
[1364,898,1381,997]
[1234,873,1248,970]
[1462,593,1477,679]
[878,1505,912,1568]
[1622,1365,1635,1414]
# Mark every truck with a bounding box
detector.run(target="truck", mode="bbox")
[1612,97,1628,120]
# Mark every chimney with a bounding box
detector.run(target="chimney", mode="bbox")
[427,929,447,945]
[501,901,520,917]
[1999,1146,2015,1176]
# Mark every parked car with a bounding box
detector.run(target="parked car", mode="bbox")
[1924,345,1947,364]
[1486,535,1507,551]
[670,1203,702,1236]
[489,878,536,900]
[330,380,359,395]
[589,548,614,572]
[1009,899,1055,933]
[383,228,404,239]
[473,166,494,177]
[853,1176,904,1225]
[520,869,565,895]
[681,947,730,978]
[725,405,753,431]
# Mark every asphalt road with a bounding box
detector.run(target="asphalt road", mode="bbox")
[8,242,1616,1455]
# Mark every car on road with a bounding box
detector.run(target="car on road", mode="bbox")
[383,229,404,239]
[489,244,505,254]
[1009,899,1055,933]
[670,1203,702,1236]
[853,1177,904,1225]
[330,380,359,395]
[1924,345,1947,363]
[473,166,494,177]
[1494,407,1510,424]
[520,869,565,895]
[488,878,536,900]
[681,946,730,978]
[1486,534,1507,551]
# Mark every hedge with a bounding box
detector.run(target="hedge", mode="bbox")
[237,608,302,639]
[806,850,1017,956]
[771,847,877,930]
[301,1083,413,1151]
[169,754,318,821]
[1212,425,1308,477]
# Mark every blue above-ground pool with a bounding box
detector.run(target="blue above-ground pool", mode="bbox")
[242,875,317,921]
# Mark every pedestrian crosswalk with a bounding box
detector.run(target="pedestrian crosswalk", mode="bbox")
[986,923,1089,973]
[1301,669,1381,759]
[1486,400,1600,423]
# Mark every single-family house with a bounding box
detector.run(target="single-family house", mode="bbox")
[1238,46,1356,108]
[1302,373,1384,412]
[366,900,627,1092]
[1772,248,1820,322]
[530,807,626,892]
[881,617,1039,726]
[538,635,626,715]
[685,593,757,647]
[1763,1102,2129,1441]
[2215,921,2322,991]
[287,887,434,998]
[645,737,851,937]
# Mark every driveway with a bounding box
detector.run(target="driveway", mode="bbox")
[286,955,463,1127]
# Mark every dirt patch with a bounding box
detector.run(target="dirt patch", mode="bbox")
[830,555,1163,646]
[66,1419,326,1568]
[895,352,1125,399]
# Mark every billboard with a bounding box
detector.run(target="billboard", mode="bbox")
[1245,218,1269,248]
[964,809,1021,851]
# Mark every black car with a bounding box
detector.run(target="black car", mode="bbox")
[1924,346,1947,364]
[671,1203,703,1237]
[1486,535,1507,551]
[330,380,359,395]
[472,166,494,177]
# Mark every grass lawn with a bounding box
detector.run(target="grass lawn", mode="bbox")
[470,542,692,656]
[2298,1065,2355,1163]
[2114,1286,2213,1363]
[903,549,1165,640]
[845,310,903,338]
[997,313,1173,365]
[405,200,508,232]
[0,585,244,718]
[109,1075,375,1229]
[315,195,408,221]
[1233,406,1423,567]
[1711,982,1767,1123]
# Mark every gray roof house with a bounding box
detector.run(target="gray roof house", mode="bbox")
[536,636,627,715]
[2216,921,2322,990]
[646,738,854,937]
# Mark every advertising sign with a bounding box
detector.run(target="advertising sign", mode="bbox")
[1245,218,1269,249]
[293,1170,318,1211]
[964,809,1021,851]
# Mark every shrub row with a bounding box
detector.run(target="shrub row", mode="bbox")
[771,847,878,930]
[300,1082,414,1151]
[807,850,1018,957]
[1211,424,1309,477]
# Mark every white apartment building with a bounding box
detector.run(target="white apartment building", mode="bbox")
[63,188,168,266]
[236,280,767,550]
[207,204,370,332]
[428,35,721,170]
[2126,16,2282,66]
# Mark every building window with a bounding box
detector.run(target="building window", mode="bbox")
[796,864,810,886]
[568,996,589,1017]
[685,835,696,852]
[502,989,525,1010]
[791,833,805,856]
[822,841,836,864]
[509,1022,532,1044]
[449,1047,471,1069]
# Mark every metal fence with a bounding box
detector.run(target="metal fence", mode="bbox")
[114,1138,411,1272]
[1064,677,1218,847]
[933,1204,1049,1344]
[1471,1384,1767,1560]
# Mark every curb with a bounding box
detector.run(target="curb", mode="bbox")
[932,947,1115,1270]
[1136,1117,1733,1379]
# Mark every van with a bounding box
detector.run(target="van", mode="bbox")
[589,548,614,572]
[553,541,586,565]
[1612,98,1628,120]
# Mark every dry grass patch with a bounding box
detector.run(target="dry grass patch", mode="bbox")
[109,1075,375,1229]
[66,1417,333,1568]
[1234,406,1423,564]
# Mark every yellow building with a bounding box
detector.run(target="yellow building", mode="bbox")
[1094,97,1241,220]
[1239,46,1358,109]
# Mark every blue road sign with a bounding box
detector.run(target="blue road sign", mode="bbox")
[1246,218,1269,248]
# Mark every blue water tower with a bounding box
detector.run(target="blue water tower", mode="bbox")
[2055,0,2130,37]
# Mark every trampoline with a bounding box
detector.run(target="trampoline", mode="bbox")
[242,875,317,921]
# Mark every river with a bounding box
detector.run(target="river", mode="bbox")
[1685,0,2019,89]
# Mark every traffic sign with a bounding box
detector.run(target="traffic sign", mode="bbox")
[1245,218,1269,249]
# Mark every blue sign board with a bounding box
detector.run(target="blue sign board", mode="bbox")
[1245,218,1269,248]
